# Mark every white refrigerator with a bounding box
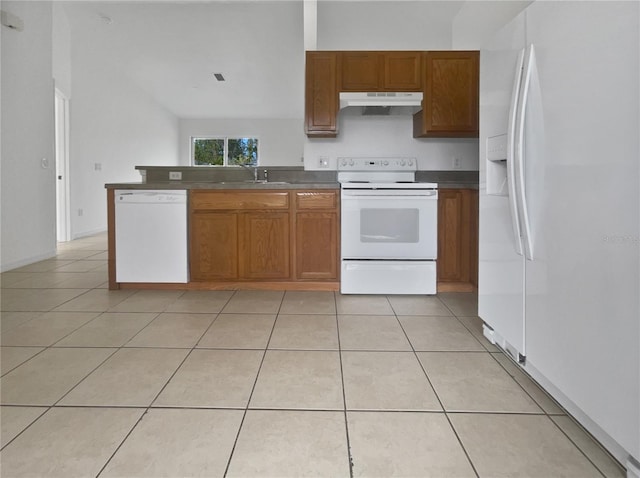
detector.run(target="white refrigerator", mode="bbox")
[478,1,639,473]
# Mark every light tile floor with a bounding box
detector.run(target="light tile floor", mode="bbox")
[0,233,626,477]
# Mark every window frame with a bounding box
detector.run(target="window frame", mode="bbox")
[191,136,260,167]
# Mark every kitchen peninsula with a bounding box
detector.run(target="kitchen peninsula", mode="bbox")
[105,166,478,292]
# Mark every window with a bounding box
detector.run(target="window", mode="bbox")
[192,137,258,166]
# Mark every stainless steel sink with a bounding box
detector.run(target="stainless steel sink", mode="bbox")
[215,180,289,185]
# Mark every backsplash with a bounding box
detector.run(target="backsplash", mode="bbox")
[137,166,337,184]
[303,110,479,171]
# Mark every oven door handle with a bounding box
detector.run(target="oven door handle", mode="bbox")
[341,191,438,198]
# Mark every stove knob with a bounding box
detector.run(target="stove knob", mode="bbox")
[348,159,355,166]
[382,160,389,166]
[400,159,406,166]
[408,159,414,167]
[340,159,347,167]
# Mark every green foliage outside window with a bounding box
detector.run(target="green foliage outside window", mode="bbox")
[193,138,224,165]
[228,138,258,166]
[193,137,258,166]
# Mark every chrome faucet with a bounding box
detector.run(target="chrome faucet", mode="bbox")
[237,163,258,181]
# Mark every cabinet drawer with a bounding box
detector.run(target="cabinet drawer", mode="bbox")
[295,191,338,210]
[191,191,289,210]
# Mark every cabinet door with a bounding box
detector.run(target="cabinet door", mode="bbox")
[414,51,479,138]
[240,212,290,279]
[437,189,478,285]
[382,52,422,91]
[296,212,338,280]
[438,189,465,282]
[190,212,238,280]
[341,51,380,91]
[305,52,338,137]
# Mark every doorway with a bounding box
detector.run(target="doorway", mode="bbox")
[55,89,70,242]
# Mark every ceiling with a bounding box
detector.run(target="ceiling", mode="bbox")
[62,1,466,120]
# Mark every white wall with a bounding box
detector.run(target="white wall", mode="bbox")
[1,1,57,271]
[305,110,478,171]
[452,1,531,49]
[179,119,304,167]
[317,1,457,50]
[70,35,180,238]
[52,2,71,98]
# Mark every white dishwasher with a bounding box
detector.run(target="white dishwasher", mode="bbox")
[115,190,188,283]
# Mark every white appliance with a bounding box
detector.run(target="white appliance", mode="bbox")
[479,1,639,473]
[338,157,438,295]
[115,190,188,283]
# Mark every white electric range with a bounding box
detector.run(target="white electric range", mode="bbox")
[338,157,438,294]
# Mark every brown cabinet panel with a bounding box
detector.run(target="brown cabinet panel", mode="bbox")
[469,189,479,288]
[438,189,465,282]
[437,189,478,287]
[190,190,339,284]
[190,212,238,281]
[341,51,422,92]
[240,212,290,279]
[383,52,422,91]
[305,52,338,137]
[295,191,338,210]
[414,51,479,138]
[341,52,381,91]
[295,212,338,280]
[192,191,289,211]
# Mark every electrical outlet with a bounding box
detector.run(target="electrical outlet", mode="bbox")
[78,208,83,217]
[318,156,329,168]
[40,158,49,169]
[169,171,182,180]
[453,157,462,169]
[94,163,102,171]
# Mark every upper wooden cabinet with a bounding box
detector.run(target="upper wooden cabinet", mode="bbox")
[341,51,422,91]
[305,50,478,138]
[382,52,422,91]
[305,51,338,138]
[413,51,479,138]
[341,52,380,91]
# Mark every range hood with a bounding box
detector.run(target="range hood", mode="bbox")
[339,91,423,109]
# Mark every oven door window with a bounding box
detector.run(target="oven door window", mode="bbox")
[361,208,419,243]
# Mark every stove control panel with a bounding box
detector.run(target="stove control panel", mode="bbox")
[337,157,416,171]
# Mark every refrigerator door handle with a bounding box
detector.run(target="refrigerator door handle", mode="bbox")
[515,45,535,260]
[507,49,525,256]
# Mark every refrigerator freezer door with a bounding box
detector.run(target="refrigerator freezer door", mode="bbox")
[478,11,527,357]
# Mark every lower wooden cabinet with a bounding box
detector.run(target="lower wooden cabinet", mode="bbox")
[190,212,239,280]
[437,188,478,290]
[190,189,339,285]
[240,212,290,279]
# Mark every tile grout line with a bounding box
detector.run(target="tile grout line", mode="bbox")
[93,288,219,477]
[487,351,615,477]
[221,290,285,478]
[335,292,355,478]
[389,294,481,478]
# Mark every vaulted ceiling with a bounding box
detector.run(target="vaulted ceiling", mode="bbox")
[62,1,466,119]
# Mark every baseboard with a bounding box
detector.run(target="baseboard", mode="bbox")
[0,249,57,273]
[71,227,107,240]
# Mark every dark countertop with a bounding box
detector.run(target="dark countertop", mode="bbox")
[106,167,478,190]
[104,181,340,190]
